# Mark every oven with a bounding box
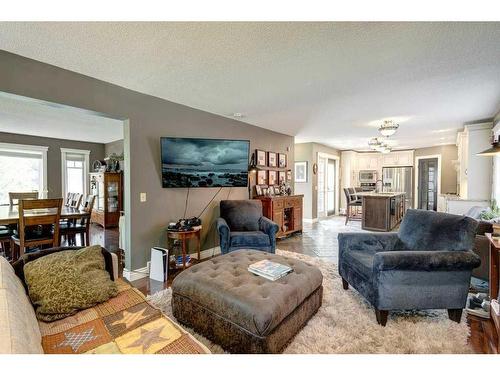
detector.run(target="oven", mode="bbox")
[359,170,377,183]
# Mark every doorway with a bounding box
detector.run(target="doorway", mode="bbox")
[317,153,339,218]
[417,157,439,211]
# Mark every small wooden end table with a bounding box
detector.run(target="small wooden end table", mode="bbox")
[166,227,201,270]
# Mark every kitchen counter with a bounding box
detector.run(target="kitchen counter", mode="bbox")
[359,192,406,231]
[356,192,406,198]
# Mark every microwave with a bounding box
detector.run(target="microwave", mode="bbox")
[359,170,377,183]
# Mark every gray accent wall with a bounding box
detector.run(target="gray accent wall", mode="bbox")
[414,144,459,195]
[0,50,294,270]
[105,139,124,158]
[0,131,104,198]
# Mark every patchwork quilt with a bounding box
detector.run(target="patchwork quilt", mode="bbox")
[38,279,209,354]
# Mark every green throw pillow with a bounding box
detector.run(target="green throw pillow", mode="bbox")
[24,245,118,322]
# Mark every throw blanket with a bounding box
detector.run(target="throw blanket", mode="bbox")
[38,279,209,354]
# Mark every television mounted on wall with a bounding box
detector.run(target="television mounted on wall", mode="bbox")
[160,137,250,188]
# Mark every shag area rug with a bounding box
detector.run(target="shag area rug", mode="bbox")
[147,249,472,354]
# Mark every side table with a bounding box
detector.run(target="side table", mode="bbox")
[166,227,201,270]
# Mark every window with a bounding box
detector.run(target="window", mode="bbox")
[0,143,48,205]
[61,148,90,198]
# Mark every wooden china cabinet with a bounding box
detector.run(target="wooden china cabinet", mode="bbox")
[255,195,303,238]
[89,172,123,228]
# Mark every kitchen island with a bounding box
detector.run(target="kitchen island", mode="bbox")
[356,192,406,232]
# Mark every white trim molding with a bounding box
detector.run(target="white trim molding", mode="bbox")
[60,148,90,198]
[317,152,341,217]
[414,154,442,209]
[0,142,48,198]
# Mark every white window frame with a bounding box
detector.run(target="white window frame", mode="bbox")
[61,148,90,198]
[0,142,48,198]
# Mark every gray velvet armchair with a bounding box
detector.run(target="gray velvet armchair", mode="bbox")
[338,209,480,326]
[216,200,279,255]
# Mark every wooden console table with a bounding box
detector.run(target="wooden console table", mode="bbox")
[255,195,303,238]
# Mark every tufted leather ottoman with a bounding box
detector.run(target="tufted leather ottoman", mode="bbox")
[171,249,323,353]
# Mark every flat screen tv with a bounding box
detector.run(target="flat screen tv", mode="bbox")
[161,137,250,188]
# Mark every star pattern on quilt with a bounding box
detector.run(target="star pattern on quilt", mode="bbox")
[55,328,100,352]
[126,326,167,351]
[109,307,148,329]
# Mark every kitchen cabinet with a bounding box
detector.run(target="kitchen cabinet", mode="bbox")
[382,150,414,167]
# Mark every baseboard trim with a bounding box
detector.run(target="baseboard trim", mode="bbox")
[303,218,319,223]
[124,246,222,281]
[192,246,221,260]
[123,265,149,282]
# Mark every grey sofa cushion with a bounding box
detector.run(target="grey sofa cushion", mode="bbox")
[230,231,271,248]
[220,200,262,232]
[398,209,478,251]
[172,249,323,337]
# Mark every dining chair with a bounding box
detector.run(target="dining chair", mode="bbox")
[69,193,82,208]
[11,198,63,261]
[9,192,38,205]
[344,188,362,225]
[60,195,95,247]
[64,192,73,206]
[0,227,13,260]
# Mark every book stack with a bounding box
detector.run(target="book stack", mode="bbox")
[248,259,293,281]
[175,255,191,268]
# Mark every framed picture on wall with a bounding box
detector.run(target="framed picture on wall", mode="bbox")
[278,171,286,183]
[295,161,308,183]
[257,170,268,185]
[278,153,287,168]
[287,169,292,181]
[268,152,277,168]
[268,170,278,185]
[256,149,267,167]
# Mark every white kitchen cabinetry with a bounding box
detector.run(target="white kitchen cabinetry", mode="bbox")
[382,150,414,167]
[357,153,379,170]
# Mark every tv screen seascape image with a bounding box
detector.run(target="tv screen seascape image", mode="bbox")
[161,138,250,188]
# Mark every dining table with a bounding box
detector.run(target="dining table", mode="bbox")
[0,205,90,226]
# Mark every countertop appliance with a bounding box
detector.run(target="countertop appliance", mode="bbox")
[359,170,377,183]
[382,166,413,209]
[360,182,376,191]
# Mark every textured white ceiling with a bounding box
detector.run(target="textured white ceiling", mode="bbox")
[0,22,499,150]
[0,93,123,143]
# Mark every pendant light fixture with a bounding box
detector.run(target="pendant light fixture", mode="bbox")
[378,120,399,137]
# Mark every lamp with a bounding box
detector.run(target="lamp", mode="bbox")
[248,153,258,172]
[477,135,500,156]
[378,120,399,137]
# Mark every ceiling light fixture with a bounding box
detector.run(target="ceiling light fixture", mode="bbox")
[232,112,243,118]
[368,137,380,150]
[378,120,399,137]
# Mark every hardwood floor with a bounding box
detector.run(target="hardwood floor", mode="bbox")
[95,215,494,354]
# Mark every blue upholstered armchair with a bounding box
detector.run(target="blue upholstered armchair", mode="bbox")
[338,209,480,326]
[216,200,279,255]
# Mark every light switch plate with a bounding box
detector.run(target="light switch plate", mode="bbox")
[140,192,147,202]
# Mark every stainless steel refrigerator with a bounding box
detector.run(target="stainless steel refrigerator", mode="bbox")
[382,166,413,209]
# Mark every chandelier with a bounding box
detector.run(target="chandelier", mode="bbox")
[368,137,392,154]
[378,120,399,137]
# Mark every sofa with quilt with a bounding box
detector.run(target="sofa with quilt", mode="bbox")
[0,246,210,354]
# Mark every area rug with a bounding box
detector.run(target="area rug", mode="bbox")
[147,249,473,354]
